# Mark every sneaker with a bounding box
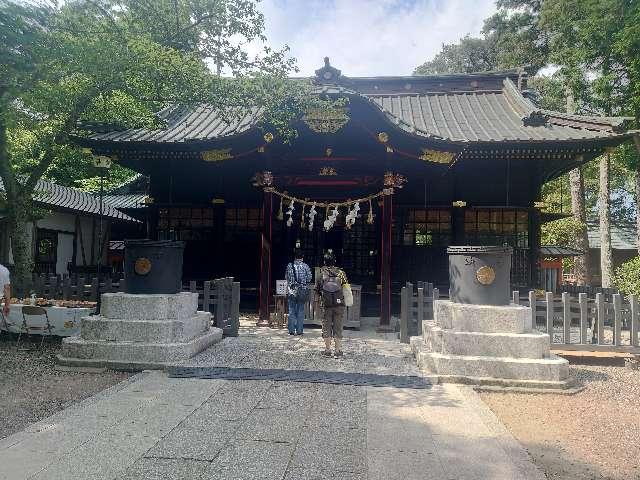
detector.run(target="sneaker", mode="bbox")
[296,332,304,336]
[321,350,332,357]
[334,350,344,358]
[288,332,295,335]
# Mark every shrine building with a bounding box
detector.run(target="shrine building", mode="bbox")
[79,59,636,326]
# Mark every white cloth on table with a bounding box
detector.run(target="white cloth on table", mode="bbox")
[0,264,9,296]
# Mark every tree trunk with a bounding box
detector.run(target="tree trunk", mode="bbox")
[569,168,591,285]
[565,87,591,285]
[634,134,640,256]
[599,153,614,287]
[6,197,34,294]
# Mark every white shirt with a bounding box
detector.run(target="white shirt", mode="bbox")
[0,264,10,297]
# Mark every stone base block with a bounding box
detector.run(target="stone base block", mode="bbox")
[80,312,211,343]
[422,321,550,358]
[100,292,198,321]
[411,339,569,383]
[60,327,222,366]
[435,300,532,333]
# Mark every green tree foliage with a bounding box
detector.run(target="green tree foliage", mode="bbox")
[0,0,314,285]
[613,256,640,295]
[413,0,546,75]
[414,36,497,75]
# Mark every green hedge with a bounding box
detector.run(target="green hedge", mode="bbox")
[613,256,640,296]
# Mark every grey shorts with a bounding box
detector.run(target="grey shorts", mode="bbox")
[321,306,345,339]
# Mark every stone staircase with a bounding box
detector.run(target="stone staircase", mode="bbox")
[411,300,572,389]
[58,292,222,370]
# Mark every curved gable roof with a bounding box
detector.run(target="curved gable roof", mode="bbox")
[85,62,636,147]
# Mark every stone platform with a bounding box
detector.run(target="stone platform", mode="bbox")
[57,293,222,371]
[411,300,572,389]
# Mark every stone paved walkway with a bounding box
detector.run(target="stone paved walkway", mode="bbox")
[0,322,545,480]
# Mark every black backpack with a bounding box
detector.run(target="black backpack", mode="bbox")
[321,268,344,307]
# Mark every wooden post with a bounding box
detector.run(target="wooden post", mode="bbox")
[528,290,536,329]
[596,292,605,345]
[613,293,622,346]
[379,191,393,330]
[578,293,588,344]
[630,294,639,348]
[416,287,424,337]
[400,286,408,344]
[562,292,571,345]
[203,280,211,314]
[545,292,554,340]
[258,189,273,326]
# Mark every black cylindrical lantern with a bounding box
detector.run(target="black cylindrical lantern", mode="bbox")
[447,245,513,306]
[124,240,185,294]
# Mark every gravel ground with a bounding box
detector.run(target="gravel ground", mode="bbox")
[0,333,130,440]
[480,364,640,480]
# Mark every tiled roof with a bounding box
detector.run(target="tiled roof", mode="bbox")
[540,245,583,257]
[89,105,262,143]
[0,178,139,223]
[103,194,148,209]
[366,79,629,143]
[85,68,634,146]
[587,222,637,250]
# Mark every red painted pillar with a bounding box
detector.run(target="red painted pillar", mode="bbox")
[379,191,393,329]
[258,189,273,326]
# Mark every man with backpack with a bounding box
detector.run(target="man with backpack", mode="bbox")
[285,249,312,335]
[316,251,349,357]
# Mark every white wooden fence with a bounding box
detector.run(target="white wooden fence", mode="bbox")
[400,282,439,343]
[513,290,639,352]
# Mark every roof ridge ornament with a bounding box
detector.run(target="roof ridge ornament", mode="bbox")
[315,57,342,84]
[522,110,549,127]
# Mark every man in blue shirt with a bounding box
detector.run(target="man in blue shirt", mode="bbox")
[285,249,312,335]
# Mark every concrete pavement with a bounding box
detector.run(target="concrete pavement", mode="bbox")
[0,322,545,480]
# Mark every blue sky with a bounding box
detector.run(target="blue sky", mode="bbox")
[247,0,497,76]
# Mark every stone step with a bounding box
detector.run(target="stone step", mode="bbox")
[100,292,198,321]
[435,300,532,334]
[412,342,569,382]
[80,312,211,343]
[61,328,223,364]
[422,321,550,359]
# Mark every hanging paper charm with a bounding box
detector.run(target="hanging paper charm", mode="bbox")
[345,202,360,229]
[367,199,374,224]
[324,205,339,231]
[286,198,295,227]
[308,204,317,231]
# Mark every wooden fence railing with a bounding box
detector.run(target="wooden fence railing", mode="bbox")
[514,290,639,351]
[559,284,619,300]
[400,282,439,343]
[14,274,126,301]
[184,278,240,337]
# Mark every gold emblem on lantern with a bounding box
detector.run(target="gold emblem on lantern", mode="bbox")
[319,167,337,176]
[134,257,152,276]
[476,266,496,285]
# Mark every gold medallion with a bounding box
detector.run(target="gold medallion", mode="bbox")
[134,257,152,276]
[476,266,496,285]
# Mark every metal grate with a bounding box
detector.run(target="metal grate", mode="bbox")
[167,366,432,389]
